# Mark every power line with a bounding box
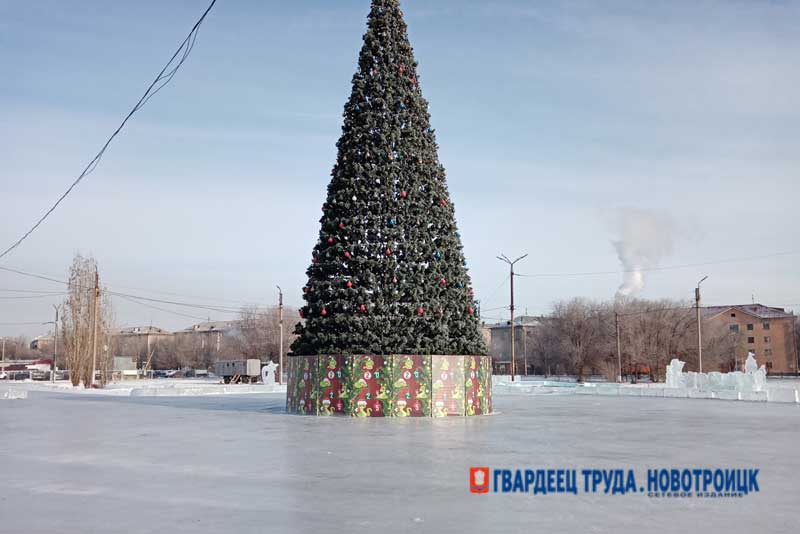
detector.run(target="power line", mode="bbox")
[0,288,68,295]
[0,0,219,261]
[516,250,799,279]
[114,294,210,322]
[0,293,67,301]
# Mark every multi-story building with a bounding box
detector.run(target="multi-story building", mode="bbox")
[483,316,541,375]
[703,304,798,374]
[112,326,171,365]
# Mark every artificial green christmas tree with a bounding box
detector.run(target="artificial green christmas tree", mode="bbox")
[291,0,487,357]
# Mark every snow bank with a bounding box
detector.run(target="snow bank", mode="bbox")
[1,387,28,400]
[2,379,286,397]
[492,378,800,404]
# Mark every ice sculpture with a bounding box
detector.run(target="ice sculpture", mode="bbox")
[262,361,279,386]
[664,354,768,393]
[665,358,685,388]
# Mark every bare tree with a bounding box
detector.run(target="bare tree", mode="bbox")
[227,305,296,364]
[61,254,113,387]
[551,299,612,381]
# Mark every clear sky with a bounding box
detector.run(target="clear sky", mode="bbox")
[1,0,798,338]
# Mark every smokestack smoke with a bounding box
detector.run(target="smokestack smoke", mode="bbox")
[611,208,673,299]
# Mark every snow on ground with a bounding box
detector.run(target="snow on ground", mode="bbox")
[0,378,286,397]
[1,389,798,533]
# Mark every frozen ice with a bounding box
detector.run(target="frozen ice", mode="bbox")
[2,390,799,533]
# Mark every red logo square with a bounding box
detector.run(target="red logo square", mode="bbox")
[470,467,489,493]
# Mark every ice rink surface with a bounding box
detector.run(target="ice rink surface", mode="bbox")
[1,390,798,534]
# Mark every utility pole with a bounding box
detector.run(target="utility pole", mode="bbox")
[276,285,284,384]
[1,337,5,363]
[615,311,623,383]
[52,305,60,383]
[91,268,100,387]
[497,253,528,382]
[696,276,708,374]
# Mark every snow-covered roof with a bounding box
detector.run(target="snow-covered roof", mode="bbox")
[114,326,170,336]
[703,304,794,320]
[181,321,239,333]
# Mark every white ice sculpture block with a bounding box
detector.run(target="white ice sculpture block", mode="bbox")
[766,389,798,403]
[752,365,767,392]
[665,359,685,388]
[735,373,754,393]
[745,353,758,374]
[262,361,279,386]
[707,372,724,390]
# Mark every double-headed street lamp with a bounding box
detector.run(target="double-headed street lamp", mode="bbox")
[496,253,528,381]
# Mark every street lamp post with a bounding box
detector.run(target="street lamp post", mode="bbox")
[696,276,708,373]
[276,285,284,384]
[496,253,528,382]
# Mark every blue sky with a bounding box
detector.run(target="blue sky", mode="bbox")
[1,0,798,336]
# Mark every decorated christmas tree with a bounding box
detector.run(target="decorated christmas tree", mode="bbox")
[291,0,487,357]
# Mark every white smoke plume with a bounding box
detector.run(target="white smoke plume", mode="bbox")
[610,208,673,299]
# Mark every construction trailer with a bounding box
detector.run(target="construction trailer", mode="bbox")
[214,359,261,384]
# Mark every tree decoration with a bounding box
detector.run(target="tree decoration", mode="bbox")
[290,0,487,357]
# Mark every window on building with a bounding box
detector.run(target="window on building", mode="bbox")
[766,361,773,369]
[763,321,770,330]
[747,337,755,344]
[730,313,736,317]
[729,324,739,333]
[747,324,754,331]
[764,336,771,343]
[765,349,773,356]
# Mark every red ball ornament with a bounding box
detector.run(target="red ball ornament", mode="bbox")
[440,278,447,286]
[399,66,405,73]
[338,222,345,230]
[468,307,475,315]
[344,251,351,259]
[299,310,304,318]
[327,237,334,244]
[360,304,367,312]
[312,257,319,264]
[385,248,392,256]
[469,288,475,296]
[321,308,328,317]
[417,307,424,316]
[346,281,353,288]
[400,191,407,199]
[440,199,447,206]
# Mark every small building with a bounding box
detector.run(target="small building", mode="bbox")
[703,304,798,374]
